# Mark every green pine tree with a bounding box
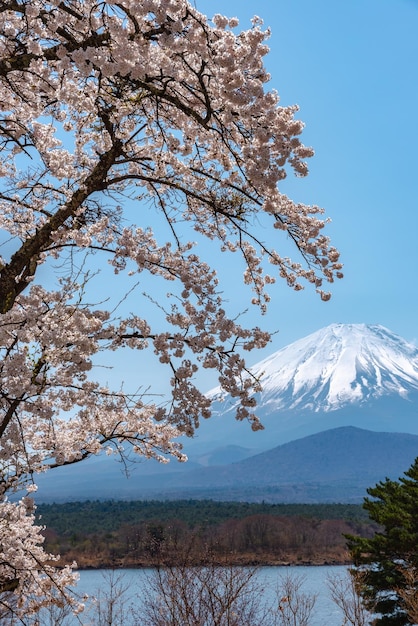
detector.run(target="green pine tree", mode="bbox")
[347,458,418,626]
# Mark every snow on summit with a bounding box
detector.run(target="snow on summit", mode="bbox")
[209,324,418,414]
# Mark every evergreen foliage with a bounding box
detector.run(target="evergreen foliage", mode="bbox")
[37,500,369,535]
[347,458,418,626]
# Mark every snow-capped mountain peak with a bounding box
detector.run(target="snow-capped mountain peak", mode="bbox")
[210,323,418,415]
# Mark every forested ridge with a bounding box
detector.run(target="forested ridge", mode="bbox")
[37,500,377,569]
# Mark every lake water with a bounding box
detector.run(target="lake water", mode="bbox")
[68,565,352,625]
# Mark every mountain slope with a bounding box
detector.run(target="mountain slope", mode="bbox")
[180,426,418,486]
[35,427,418,503]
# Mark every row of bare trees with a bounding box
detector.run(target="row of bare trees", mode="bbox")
[23,566,374,626]
[10,554,418,625]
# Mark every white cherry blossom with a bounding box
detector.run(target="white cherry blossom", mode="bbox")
[0,0,342,618]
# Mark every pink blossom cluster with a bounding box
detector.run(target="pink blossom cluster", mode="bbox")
[0,0,342,617]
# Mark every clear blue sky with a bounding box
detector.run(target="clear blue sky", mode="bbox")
[30,1,418,400]
[192,0,418,353]
[93,0,418,398]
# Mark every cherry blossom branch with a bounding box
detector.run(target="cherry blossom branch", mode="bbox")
[0,1,342,618]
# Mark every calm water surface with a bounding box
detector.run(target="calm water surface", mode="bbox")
[70,565,349,625]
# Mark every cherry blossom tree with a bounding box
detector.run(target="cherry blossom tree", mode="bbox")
[0,0,342,619]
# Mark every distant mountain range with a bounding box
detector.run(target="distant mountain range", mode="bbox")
[34,323,418,504]
[35,426,418,503]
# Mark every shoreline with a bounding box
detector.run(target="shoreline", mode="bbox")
[71,556,353,571]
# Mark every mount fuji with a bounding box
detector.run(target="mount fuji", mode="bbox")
[34,323,418,503]
[241,323,418,412]
[190,323,418,453]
